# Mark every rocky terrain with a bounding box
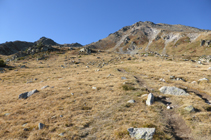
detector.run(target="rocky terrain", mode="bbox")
[86,21,211,56]
[0,21,211,140]
[0,37,83,56]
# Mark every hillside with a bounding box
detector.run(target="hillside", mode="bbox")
[0,21,211,140]
[86,21,211,57]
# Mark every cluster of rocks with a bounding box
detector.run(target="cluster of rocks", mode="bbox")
[79,47,92,55]
[170,75,186,82]
[198,55,211,63]
[200,39,211,47]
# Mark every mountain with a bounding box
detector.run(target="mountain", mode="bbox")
[0,37,83,55]
[34,37,58,46]
[85,21,211,56]
[0,41,34,55]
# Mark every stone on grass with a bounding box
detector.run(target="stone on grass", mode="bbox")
[159,86,189,96]
[127,99,135,104]
[41,85,49,89]
[38,123,45,130]
[128,127,155,140]
[146,93,154,106]
[59,132,65,136]
[191,81,197,84]
[167,106,171,109]
[198,78,208,82]
[208,67,211,70]
[92,87,97,90]
[184,105,195,112]
[141,94,148,98]
[121,77,127,80]
[19,89,38,99]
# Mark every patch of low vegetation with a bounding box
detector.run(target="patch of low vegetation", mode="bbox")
[122,84,136,91]
[0,59,6,67]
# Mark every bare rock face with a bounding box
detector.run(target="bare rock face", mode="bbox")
[159,86,189,96]
[128,127,156,140]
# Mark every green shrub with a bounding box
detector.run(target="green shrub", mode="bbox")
[122,85,136,91]
[0,59,6,67]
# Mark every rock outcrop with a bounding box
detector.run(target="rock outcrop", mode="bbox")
[128,127,156,140]
[159,86,189,95]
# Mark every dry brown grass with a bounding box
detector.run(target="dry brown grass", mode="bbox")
[0,50,211,139]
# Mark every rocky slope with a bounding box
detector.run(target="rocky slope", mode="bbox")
[0,37,83,55]
[85,21,211,56]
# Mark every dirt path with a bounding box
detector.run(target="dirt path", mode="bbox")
[117,69,195,140]
[164,109,194,140]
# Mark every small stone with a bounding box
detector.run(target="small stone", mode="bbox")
[71,93,74,95]
[92,87,97,90]
[60,115,63,117]
[4,113,10,116]
[191,81,197,84]
[41,85,49,89]
[146,93,154,106]
[121,77,127,80]
[167,106,171,109]
[86,66,89,68]
[68,87,71,90]
[198,78,208,81]
[22,123,27,127]
[59,132,65,136]
[23,128,29,131]
[159,78,165,82]
[170,75,175,79]
[184,105,195,112]
[208,67,211,70]
[141,94,148,98]
[38,123,45,130]
[127,100,135,103]
[19,89,38,99]
[107,74,111,77]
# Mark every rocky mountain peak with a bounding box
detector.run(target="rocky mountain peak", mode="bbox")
[35,37,58,46]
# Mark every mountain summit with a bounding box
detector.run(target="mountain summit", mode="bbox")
[85,21,211,56]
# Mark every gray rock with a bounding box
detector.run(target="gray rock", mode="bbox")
[41,85,49,89]
[159,86,189,95]
[198,78,209,81]
[146,93,154,106]
[128,127,156,140]
[127,99,135,103]
[170,75,175,79]
[19,89,38,99]
[20,65,26,68]
[121,77,127,80]
[4,113,10,116]
[38,123,45,130]
[59,132,65,136]
[184,105,195,112]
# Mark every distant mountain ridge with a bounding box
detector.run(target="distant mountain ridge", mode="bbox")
[0,37,83,55]
[1,21,211,56]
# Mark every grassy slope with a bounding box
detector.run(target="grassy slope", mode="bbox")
[0,49,211,139]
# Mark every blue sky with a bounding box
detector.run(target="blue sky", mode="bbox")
[0,0,211,45]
